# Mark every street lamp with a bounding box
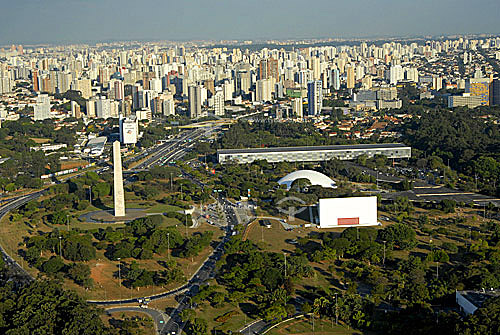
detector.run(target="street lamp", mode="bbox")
[167,232,170,260]
[117,258,121,287]
[89,185,92,206]
[59,236,62,258]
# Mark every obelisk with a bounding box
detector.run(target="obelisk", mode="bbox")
[113,141,125,217]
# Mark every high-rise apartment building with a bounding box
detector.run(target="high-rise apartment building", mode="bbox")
[256,79,272,102]
[346,65,355,89]
[389,65,403,85]
[112,79,124,100]
[259,58,279,81]
[96,96,111,119]
[491,79,500,106]
[292,98,303,118]
[331,68,340,90]
[188,85,202,118]
[307,80,323,116]
[162,93,175,116]
[213,88,224,116]
[71,101,81,118]
[311,57,321,81]
[86,98,96,118]
[34,94,51,121]
[32,69,39,92]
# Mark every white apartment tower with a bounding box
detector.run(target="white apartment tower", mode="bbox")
[34,94,51,121]
[214,88,224,116]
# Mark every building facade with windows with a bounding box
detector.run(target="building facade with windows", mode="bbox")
[217,143,411,164]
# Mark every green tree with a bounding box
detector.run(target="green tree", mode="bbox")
[187,318,208,335]
[0,280,111,334]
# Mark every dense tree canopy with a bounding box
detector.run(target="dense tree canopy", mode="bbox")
[0,280,110,335]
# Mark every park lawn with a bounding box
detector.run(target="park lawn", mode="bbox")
[246,220,307,254]
[267,316,370,335]
[72,244,196,301]
[102,311,155,335]
[0,215,40,277]
[148,295,179,313]
[295,261,335,292]
[145,203,183,213]
[196,300,256,334]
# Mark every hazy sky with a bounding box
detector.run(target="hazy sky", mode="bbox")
[1,0,499,44]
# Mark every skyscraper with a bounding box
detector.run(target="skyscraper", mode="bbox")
[389,65,403,85]
[112,79,124,100]
[346,65,355,89]
[331,68,340,90]
[32,69,39,92]
[292,98,303,118]
[71,101,81,118]
[188,85,202,118]
[33,94,51,121]
[311,57,321,81]
[213,88,224,116]
[96,96,111,119]
[307,80,323,116]
[259,58,279,81]
[490,79,500,106]
[86,98,96,118]
[256,79,272,102]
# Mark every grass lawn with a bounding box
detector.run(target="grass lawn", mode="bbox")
[102,311,155,335]
[194,287,258,334]
[267,317,370,335]
[246,220,306,254]
[145,203,183,213]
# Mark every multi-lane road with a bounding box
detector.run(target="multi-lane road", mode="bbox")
[132,127,214,171]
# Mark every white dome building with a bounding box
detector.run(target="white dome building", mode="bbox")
[278,170,337,190]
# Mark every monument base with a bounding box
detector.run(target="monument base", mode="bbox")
[79,209,149,224]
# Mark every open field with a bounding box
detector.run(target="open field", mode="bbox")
[29,137,51,144]
[60,160,88,170]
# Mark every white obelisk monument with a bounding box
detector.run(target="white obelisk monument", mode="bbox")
[113,141,125,217]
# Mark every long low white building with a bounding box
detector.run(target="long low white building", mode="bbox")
[217,143,411,164]
[318,196,379,228]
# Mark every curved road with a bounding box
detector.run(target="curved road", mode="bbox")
[106,306,168,334]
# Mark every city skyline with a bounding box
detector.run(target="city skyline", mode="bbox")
[1,0,499,44]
